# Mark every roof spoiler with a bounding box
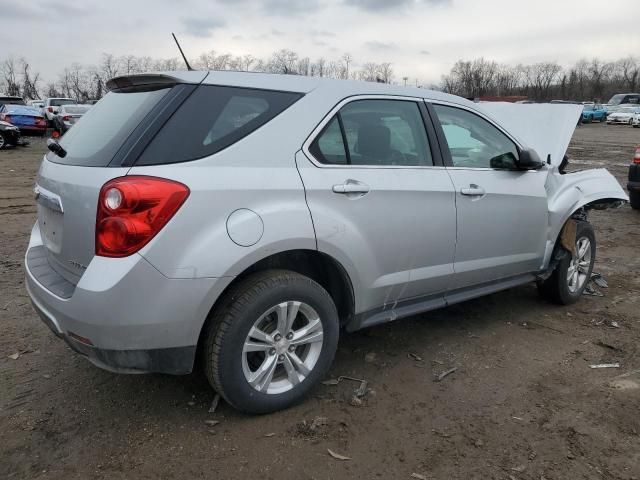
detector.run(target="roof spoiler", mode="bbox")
[106,74,180,92]
[106,72,209,92]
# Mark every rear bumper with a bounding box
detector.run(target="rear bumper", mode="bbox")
[25,223,232,374]
[18,125,46,135]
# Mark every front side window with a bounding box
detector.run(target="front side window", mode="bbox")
[433,104,519,169]
[310,99,433,167]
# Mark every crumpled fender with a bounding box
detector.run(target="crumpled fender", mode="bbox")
[541,168,628,268]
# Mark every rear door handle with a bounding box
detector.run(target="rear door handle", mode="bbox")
[460,184,485,196]
[332,180,370,195]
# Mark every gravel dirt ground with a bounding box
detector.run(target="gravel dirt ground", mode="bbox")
[1,124,639,480]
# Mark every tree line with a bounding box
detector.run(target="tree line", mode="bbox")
[0,50,393,102]
[1,49,638,103]
[441,57,639,102]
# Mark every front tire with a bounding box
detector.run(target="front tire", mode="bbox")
[203,270,339,414]
[630,190,640,210]
[538,221,596,305]
[0,132,5,149]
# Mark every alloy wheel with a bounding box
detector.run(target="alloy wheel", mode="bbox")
[567,236,592,293]
[242,301,324,394]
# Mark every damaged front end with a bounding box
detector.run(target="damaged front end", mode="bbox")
[542,167,628,271]
[478,101,628,273]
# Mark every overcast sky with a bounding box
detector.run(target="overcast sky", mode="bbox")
[1,0,638,85]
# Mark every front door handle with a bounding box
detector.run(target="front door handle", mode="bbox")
[460,184,485,196]
[332,180,370,195]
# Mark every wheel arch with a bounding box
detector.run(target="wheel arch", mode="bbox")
[195,249,355,365]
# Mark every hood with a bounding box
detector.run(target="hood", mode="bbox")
[609,110,636,118]
[477,102,582,167]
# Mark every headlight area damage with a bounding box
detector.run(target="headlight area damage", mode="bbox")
[479,102,628,273]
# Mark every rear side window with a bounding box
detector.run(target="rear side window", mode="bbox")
[136,85,302,165]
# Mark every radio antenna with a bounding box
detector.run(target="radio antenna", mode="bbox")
[172,33,194,71]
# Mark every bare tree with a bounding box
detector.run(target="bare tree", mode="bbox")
[1,58,21,96]
[617,56,638,92]
[377,62,393,83]
[21,59,40,100]
[341,53,352,80]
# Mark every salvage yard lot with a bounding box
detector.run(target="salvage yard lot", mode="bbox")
[1,124,639,479]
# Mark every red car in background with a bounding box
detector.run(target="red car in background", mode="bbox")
[0,104,47,136]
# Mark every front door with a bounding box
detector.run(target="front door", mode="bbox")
[297,97,457,315]
[429,102,549,290]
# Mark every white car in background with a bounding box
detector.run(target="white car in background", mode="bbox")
[606,106,640,125]
[42,97,76,124]
[632,112,640,128]
[28,100,44,110]
[52,104,92,134]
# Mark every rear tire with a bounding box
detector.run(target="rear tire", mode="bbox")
[630,190,640,210]
[538,221,596,305]
[203,270,339,414]
[0,132,5,150]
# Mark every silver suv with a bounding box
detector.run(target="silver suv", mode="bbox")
[26,71,627,413]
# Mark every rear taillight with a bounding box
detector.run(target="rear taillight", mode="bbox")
[634,145,640,165]
[96,176,189,257]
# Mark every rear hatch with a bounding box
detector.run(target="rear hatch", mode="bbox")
[34,74,206,284]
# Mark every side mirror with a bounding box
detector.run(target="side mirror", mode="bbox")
[517,148,545,170]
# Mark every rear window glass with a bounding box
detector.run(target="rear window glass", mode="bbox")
[136,85,302,165]
[50,99,75,107]
[63,106,90,114]
[52,87,171,167]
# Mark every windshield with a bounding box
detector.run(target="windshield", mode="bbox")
[583,105,594,111]
[50,99,75,107]
[0,97,25,106]
[53,87,171,167]
[607,94,626,105]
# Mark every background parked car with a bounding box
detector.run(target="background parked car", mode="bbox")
[632,111,640,128]
[28,99,44,109]
[607,93,640,106]
[42,97,76,124]
[52,104,91,134]
[0,120,21,149]
[0,95,26,107]
[606,106,640,125]
[628,146,640,209]
[0,104,47,136]
[581,104,607,123]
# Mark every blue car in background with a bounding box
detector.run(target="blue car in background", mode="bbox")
[0,104,47,135]
[581,104,607,123]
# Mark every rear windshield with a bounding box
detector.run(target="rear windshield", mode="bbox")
[50,99,75,107]
[136,85,302,165]
[63,106,90,114]
[52,87,171,166]
[0,97,25,106]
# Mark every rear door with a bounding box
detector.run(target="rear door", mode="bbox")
[297,97,457,315]
[428,102,549,290]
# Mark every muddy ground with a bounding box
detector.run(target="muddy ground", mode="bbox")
[1,124,639,480]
